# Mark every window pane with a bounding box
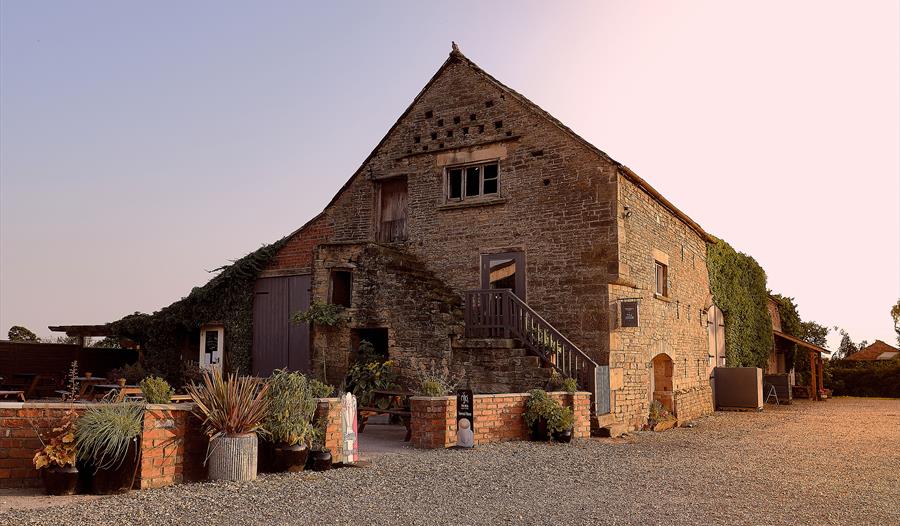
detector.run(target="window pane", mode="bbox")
[483,163,498,180]
[466,167,481,197]
[483,177,498,194]
[449,169,462,199]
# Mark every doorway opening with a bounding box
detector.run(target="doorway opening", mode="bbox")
[480,251,526,300]
[652,353,675,414]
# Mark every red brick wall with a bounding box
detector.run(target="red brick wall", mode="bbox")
[264,215,333,274]
[139,404,206,489]
[410,391,591,449]
[1,398,343,489]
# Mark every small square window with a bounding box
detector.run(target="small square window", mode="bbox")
[437,118,444,127]
[424,110,433,119]
[453,116,461,124]
[655,262,668,297]
[330,270,352,308]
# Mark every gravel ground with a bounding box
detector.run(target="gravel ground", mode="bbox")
[2,397,897,526]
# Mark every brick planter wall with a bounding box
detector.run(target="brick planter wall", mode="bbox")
[0,397,343,489]
[409,392,591,449]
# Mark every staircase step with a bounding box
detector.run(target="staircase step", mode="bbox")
[453,338,522,349]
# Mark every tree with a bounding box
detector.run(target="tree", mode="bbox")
[92,336,121,348]
[7,326,39,342]
[892,299,900,347]
[834,328,859,359]
[799,321,829,349]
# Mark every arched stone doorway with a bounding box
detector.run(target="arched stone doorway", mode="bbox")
[652,353,675,414]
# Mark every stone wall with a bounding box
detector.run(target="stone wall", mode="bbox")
[310,243,463,388]
[409,391,591,449]
[608,172,714,430]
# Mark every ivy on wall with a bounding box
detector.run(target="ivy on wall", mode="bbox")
[770,293,802,372]
[706,237,773,368]
[109,239,286,384]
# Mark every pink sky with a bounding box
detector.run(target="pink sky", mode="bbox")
[1,1,898,351]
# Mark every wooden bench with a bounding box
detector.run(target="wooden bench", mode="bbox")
[0,390,26,402]
[358,406,412,441]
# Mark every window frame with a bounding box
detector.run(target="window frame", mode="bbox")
[444,160,500,203]
[329,269,353,308]
[655,261,669,298]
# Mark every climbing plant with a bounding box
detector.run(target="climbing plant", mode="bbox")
[108,239,286,384]
[706,237,772,368]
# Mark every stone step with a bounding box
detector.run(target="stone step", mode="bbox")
[452,338,523,349]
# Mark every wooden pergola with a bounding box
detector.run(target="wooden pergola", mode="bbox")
[773,330,829,401]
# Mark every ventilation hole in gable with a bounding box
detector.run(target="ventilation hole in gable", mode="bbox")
[407,149,413,154]
[414,136,421,144]
[470,113,477,121]
[453,116,461,124]
[425,110,433,119]
[431,132,438,140]
[438,142,444,149]
[531,149,544,157]
[478,124,485,133]
[437,118,444,127]
[506,130,512,136]
[485,100,494,108]
[494,120,503,129]
[423,145,429,151]
[446,130,453,138]
[543,178,551,186]
[462,127,469,135]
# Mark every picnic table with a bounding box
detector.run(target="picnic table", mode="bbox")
[55,377,110,400]
[91,384,143,402]
[358,389,412,441]
[3,373,42,399]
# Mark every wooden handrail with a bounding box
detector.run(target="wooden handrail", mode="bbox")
[465,289,606,414]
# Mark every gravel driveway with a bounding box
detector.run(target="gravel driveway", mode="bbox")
[2,397,897,525]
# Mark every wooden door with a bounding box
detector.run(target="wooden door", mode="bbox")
[481,252,526,300]
[252,275,311,376]
[376,177,407,242]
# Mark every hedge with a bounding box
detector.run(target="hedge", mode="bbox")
[826,360,900,398]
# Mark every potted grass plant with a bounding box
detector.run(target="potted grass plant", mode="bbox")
[263,369,317,473]
[187,370,269,482]
[76,402,144,494]
[32,409,79,495]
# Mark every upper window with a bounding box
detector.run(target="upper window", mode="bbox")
[330,270,352,308]
[446,162,499,201]
[655,261,668,297]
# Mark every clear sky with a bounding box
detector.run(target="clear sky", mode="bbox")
[1,1,898,351]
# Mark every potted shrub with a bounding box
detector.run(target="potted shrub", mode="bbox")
[263,369,317,473]
[549,405,575,443]
[76,402,143,494]
[187,370,269,482]
[524,389,558,441]
[308,421,332,472]
[140,376,174,404]
[32,409,79,495]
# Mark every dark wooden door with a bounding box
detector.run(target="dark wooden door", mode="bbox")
[480,252,526,300]
[252,275,311,376]
[376,177,407,242]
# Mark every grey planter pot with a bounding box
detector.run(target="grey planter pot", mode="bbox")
[208,434,258,482]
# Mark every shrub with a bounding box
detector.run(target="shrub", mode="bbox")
[548,405,574,434]
[826,360,900,398]
[291,301,346,327]
[140,376,174,404]
[413,361,462,397]
[346,358,396,406]
[32,409,77,469]
[309,378,334,398]
[561,377,578,393]
[187,370,269,439]
[76,403,144,470]
[263,369,318,446]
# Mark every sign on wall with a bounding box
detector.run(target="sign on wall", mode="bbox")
[621,301,639,328]
[340,393,358,464]
[199,325,224,372]
[456,389,474,448]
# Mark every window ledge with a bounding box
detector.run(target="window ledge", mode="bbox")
[436,197,508,211]
[653,293,672,302]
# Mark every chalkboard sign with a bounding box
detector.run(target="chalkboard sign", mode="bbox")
[456,389,474,448]
[621,301,639,328]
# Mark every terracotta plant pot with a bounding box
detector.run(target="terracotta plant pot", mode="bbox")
[41,466,79,496]
[310,449,332,472]
[208,433,258,482]
[92,438,139,495]
[274,444,309,473]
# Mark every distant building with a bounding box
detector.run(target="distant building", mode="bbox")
[847,340,900,361]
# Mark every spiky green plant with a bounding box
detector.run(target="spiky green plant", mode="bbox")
[263,369,317,446]
[140,375,174,404]
[187,369,269,439]
[76,402,144,470]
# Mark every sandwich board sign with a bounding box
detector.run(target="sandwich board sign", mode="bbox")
[456,389,474,448]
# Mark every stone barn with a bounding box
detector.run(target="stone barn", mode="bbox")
[244,45,716,430]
